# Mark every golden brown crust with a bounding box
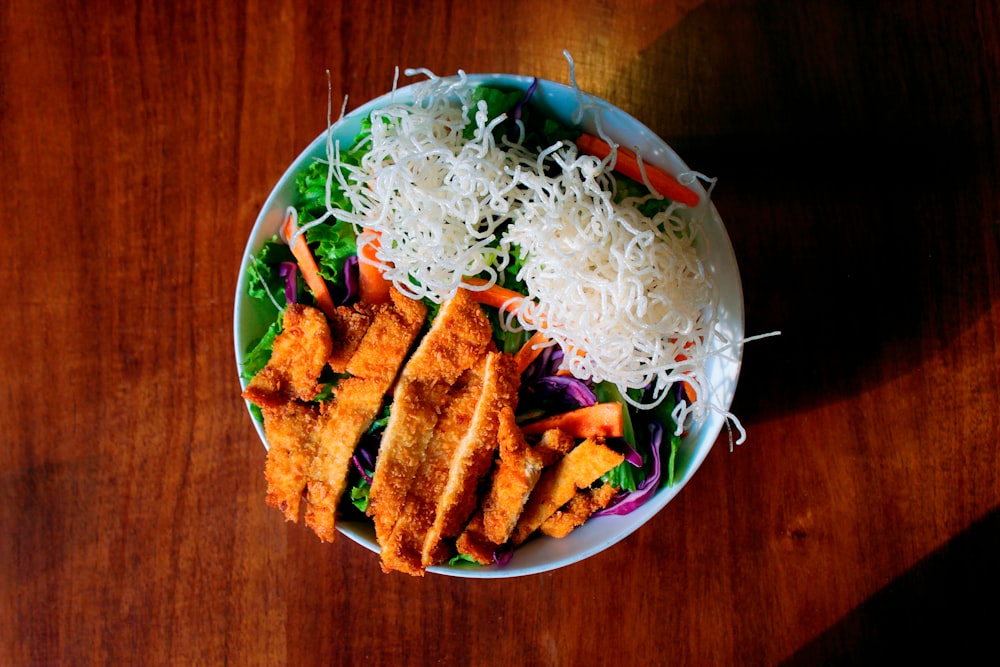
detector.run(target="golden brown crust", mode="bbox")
[367,289,493,550]
[389,288,494,385]
[533,427,577,466]
[248,290,631,573]
[454,512,497,565]
[303,289,425,542]
[345,299,426,383]
[304,377,389,542]
[379,357,490,575]
[378,350,521,575]
[423,352,519,561]
[326,304,373,374]
[539,483,618,538]
[480,406,544,545]
[259,401,321,522]
[512,437,624,545]
[243,304,333,407]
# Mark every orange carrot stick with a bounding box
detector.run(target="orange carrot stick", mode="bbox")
[520,403,624,439]
[680,380,697,404]
[462,277,525,313]
[575,133,700,207]
[514,330,550,374]
[282,212,337,319]
[673,351,698,403]
[358,229,392,304]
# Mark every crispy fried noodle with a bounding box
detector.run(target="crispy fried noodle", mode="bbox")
[306,65,775,445]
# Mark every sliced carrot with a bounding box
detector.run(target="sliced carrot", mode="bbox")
[575,133,700,207]
[514,330,550,374]
[358,229,393,304]
[681,380,697,404]
[520,402,624,439]
[673,351,698,403]
[282,212,337,320]
[462,277,525,313]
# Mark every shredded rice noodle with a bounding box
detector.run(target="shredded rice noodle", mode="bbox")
[323,72,745,435]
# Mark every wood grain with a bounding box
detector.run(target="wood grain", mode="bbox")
[2,0,998,664]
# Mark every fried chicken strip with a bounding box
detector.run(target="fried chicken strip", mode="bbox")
[326,304,374,374]
[512,437,624,546]
[243,304,333,407]
[259,401,322,522]
[426,352,520,552]
[367,289,493,547]
[533,427,577,466]
[242,304,332,522]
[343,289,427,380]
[480,406,544,545]
[304,377,391,542]
[539,483,618,538]
[378,355,491,575]
[454,424,576,561]
[304,289,426,542]
[453,406,542,565]
[454,513,496,566]
[380,351,520,574]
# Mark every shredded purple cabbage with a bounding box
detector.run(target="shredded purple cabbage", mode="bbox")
[356,444,375,469]
[534,375,597,408]
[511,77,539,124]
[620,440,643,468]
[351,443,376,484]
[342,255,359,304]
[278,262,298,304]
[675,379,687,404]
[351,454,373,484]
[594,421,664,516]
[494,542,514,567]
[523,344,565,383]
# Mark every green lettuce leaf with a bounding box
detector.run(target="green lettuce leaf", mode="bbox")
[241,317,282,383]
[246,237,295,308]
[463,86,524,140]
[306,220,357,286]
[349,480,370,513]
[596,382,642,492]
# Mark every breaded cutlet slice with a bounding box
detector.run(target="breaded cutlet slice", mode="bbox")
[304,377,391,542]
[480,405,544,545]
[303,289,426,542]
[512,437,624,546]
[454,513,497,566]
[325,304,374,374]
[379,355,491,575]
[532,427,577,466]
[539,483,618,538]
[454,407,561,560]
[344,288,427,382]
[381,351,520,574]
[367,289,493,548]
[243,304,332,407]
[427,352,520,550]
[259,400,321,523]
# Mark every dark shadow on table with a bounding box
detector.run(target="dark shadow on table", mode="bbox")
[780,504,1000,666]
[599,0,998,422]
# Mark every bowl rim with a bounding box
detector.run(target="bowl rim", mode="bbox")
[233,71,745,578]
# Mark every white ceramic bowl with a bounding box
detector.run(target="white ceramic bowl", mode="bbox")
[234,73,744,578]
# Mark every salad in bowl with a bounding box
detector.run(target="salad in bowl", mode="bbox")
[234,66,745,577]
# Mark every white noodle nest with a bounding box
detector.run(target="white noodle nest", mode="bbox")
[319,73,748,439]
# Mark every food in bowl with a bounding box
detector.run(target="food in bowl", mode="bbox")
[234,67,746,577]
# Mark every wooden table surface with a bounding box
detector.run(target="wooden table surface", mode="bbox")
[3,0,998,664]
